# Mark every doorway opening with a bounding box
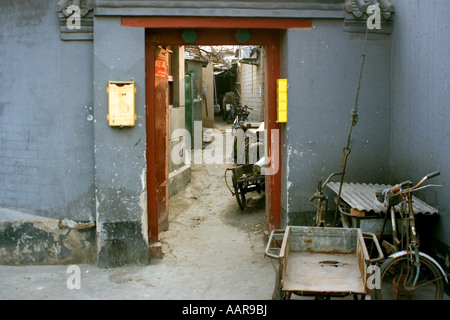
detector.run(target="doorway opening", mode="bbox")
[141,26,286,251]
[121,19,314,255]
[164,44,268,246]
[156,43,269,246]
[121,19,313,251]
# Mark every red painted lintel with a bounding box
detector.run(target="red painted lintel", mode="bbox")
[122,17,313,30]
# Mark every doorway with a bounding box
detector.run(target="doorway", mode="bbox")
[121,17,313,248]
[146,28,281,247]
[170,44,268,234]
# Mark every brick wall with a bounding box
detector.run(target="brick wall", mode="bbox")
[0,124,62,210]
[0,2,95,221]
[238,50,265,122]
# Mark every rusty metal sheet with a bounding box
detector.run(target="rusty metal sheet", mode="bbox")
[327,182,439,215]
[280,227,368,295]
[283,252,366,294]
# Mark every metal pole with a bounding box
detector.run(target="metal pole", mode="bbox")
[333,28,369,226]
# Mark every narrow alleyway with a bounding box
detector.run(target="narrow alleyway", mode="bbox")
[0,121,274,300]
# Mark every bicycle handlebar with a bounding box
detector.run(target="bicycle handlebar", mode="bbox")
[426,171,440,179]
[376,171,441,205]
[394,171,440,195]
[309,194,326,202]
[391,180,412,194]
[308,172,342,202]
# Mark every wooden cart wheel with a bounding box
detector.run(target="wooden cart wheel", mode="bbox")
[232,171,246,210]
[237,182,247,210]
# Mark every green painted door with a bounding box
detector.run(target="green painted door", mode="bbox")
[185,74,194,149]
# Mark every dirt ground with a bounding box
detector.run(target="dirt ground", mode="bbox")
[0,119,276,300]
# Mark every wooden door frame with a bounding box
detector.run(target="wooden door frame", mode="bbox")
[122,17,313,245]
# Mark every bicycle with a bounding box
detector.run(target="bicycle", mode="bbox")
[373,171,448,300]
[231,104,252,134]
[309,172,342,227]
[231,105,255,163]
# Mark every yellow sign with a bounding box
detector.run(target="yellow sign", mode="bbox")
[277,79,288,123]
[107,81,136,127]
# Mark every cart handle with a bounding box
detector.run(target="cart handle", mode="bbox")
[224,168,236,196]
[265,229,285,260]
[362,232,384,264]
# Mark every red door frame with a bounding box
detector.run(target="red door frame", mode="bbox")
[122,17,313,244]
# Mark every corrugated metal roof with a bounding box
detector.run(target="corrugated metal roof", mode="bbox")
[327,182,439,215]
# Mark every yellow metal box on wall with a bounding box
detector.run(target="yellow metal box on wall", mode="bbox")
[107,81,137,127]
[277,79,288,123]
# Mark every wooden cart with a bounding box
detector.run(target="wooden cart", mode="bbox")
[225,164,264,210]
[265,226,383,300]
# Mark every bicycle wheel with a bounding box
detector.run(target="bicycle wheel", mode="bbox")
[375,254,445,300]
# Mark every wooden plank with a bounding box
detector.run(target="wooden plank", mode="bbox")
[279,226,290,288]
[356,230,369,290]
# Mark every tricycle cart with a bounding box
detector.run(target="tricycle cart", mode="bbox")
[225,164,265,210]
[265,226,383,300]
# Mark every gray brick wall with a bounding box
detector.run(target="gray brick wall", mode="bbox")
[0,1,95,221]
